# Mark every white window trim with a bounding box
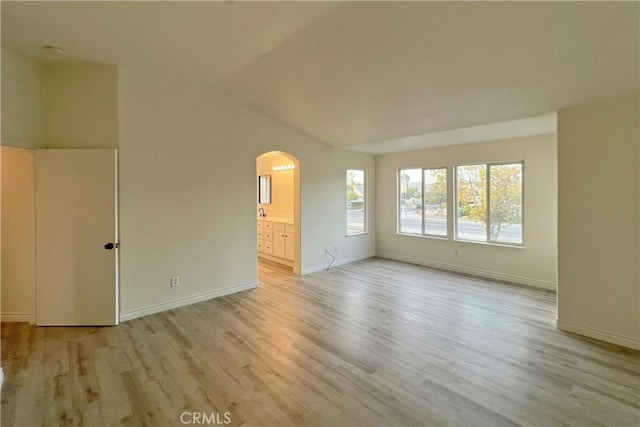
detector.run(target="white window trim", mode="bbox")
[397,167,449,238]
[395,162,525,248]
[454,161,524,247]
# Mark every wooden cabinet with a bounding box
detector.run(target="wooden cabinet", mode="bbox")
[284,231,295,261]
[272,231,286,258]
[257,220,273,255]
[258,220,294,263]
[273,223,295,261]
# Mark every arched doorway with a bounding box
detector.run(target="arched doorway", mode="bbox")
[256,151,301,276]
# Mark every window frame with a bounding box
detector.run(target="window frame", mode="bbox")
[346,169,368,236]
[397,167,449,239]
[454,161,524,246]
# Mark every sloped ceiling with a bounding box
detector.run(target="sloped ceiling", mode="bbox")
[2,2,638,152]
[218,2,639,148]
[1,1,337,84]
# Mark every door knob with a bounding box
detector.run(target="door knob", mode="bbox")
[104,242,118,250]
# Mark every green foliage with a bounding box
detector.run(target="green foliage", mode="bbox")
[457,165,487,225]
[347,188,359,202]
[424,169,447,206]
[400,172,410,197]
[347,170,365,211]
[457,204,470,217]
[488,164,522,240]
[406,187,420,199]
[347,170,359,202]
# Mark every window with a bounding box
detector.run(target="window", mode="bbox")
[398,168,447,237]
[455,162,523,245]
[399,169,421,234]
[346,169,366,234]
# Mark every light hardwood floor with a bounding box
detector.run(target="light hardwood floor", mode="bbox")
[2,258,639,426]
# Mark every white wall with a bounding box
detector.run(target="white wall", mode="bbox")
[0,52,119,323]
[1,49,45,149]
[376,134,558,289]
[1,54,373,323]
[42,62,119,148]
[1,50,41,323]
[257,153,294,220]
[118,65,375,320]
[0,147,35,323]
[557,93,639,349]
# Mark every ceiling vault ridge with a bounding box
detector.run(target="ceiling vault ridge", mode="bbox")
[213,3,340,86]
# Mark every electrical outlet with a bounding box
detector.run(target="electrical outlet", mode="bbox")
[455,250,459,256]
[171,276,180,287]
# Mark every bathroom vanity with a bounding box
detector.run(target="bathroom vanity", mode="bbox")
[258,218,295,267]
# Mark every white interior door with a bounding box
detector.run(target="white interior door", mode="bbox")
[36,149,118,326]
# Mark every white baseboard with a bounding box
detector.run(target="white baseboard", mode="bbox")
[1,312,31,323]
[120,281,258,322]
[376,251,556,291]
[557,320,640,350]
[302,252,375,275]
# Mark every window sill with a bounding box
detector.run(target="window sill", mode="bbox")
[454,238,525,249]
[397,232,448,241]
[346,231,369,237]
[396,232,525,249]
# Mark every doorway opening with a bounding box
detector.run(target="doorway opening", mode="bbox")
[256,151,301,279]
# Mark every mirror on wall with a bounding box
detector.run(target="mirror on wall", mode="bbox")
[259,175,271,204]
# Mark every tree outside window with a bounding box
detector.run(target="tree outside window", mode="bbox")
[456,163,523,245]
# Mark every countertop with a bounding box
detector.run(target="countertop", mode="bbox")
[257,216,294,225]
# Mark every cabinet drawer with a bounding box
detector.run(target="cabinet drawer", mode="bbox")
[257,229,263,240]
[285,224,295,233]
[264,222,273,230]
[263,242,273,254]
[257,221,264,229]
[264,230,273,241]
[257,240,264,252]
[274,222,286,232]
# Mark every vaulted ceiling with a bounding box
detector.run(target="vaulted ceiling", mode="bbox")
[2,2,638,152]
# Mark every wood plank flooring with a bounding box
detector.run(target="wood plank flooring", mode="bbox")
[2,257,639,426]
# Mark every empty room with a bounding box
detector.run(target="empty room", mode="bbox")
[1,1,639,426]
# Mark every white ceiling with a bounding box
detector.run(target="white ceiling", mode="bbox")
[2,2,638,153]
